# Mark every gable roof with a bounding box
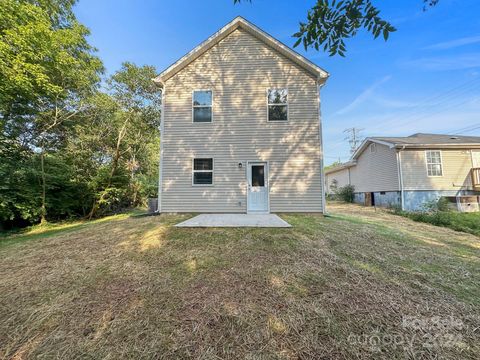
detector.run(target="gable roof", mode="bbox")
[352,133,480,159]
[325,161,356,175]
[153,16,329,85]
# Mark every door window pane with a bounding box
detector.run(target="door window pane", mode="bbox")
[251,165,265,187]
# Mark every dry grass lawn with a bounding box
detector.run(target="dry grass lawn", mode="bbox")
[1,203,479,359]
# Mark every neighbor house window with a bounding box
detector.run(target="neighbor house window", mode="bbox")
[267,89,288,121]
[193,158,213,185]
[370,143,376,152]
[426,150,443,177]
[193,90,212,122]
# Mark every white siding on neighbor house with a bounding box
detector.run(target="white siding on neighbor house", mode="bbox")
[161,28,323,212]
[401,149,474,191]
[325,168,350,194]
[350,143,399,193]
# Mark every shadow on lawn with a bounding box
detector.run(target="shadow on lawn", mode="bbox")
[1,210,479,359]
[0,211,145,248]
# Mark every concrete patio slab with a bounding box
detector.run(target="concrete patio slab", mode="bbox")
[175,214,291,228]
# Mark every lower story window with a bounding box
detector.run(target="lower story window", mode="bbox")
[193,158,213,185]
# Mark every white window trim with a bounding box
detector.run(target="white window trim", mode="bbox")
[192,157,214,186]
[425,150,443,177]
[192,89,213,123]
[266,88,289,122]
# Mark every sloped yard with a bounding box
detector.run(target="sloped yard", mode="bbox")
[0,204,479,359]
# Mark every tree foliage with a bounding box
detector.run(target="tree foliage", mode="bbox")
[234,0,440,56]
[0,1,161,229]
[293,0,397,57]
[83,63,161,218]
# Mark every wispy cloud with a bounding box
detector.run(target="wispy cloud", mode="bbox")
[334,75,391,115]
[372,96,417,109]
[401,53,480,71]
[425,35,480,50]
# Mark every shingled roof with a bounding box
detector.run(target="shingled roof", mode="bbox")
[351,133,480,160]
[370,133,480,146]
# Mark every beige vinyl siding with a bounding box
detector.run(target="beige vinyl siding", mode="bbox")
[161,28,322,212]
[325,168,350,194]
[401,149,473,190]
[350,143,399,193]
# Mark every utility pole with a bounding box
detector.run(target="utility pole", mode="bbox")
[343,127,364,155]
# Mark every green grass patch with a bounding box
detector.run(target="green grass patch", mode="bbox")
[0,210,145,248]
[395,209,480,236]
[0,205,479,359]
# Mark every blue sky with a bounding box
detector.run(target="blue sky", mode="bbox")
[75,0,480,165]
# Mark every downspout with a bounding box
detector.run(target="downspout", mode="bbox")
[156,82,166,213]
[318,80,327,214]
[470,150,474,192]
[396,145,406,210]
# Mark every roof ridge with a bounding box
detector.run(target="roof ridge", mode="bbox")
[153,16,329,84]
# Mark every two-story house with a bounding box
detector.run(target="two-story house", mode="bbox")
[325,133,480,211]
[153,17,329,214]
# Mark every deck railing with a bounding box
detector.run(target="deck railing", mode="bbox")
[471,168,480,188]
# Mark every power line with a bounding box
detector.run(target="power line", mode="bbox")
[325,77,480,156]
[451,123,480,134]
[367,96,477,136]
[366,77,480,134]
[343,127,364,154]
[456,126,480,135]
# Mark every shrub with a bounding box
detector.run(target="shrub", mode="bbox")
[95,187,130,216]
[393,206,480,237]
[421,197,451,212]
[388,203,402,213]
[334,185,355,203]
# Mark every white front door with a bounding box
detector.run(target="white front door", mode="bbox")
[247,162,269,213]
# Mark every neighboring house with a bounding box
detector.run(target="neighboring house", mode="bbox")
[325,133,480,211]
[325,161,355,194]
[153,17,329,213]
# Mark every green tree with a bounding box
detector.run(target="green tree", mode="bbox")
[324,160,342,171]
[0,136,40,226]
[0,3,161,229]
[86,63,161,218]
[0,0,103,224]
[234,0,440,56]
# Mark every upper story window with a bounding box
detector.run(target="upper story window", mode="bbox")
[370,143,377,153]
[425,150,443,177]
[193,90,212,122]
[193,158,213,185]
[267,89,288,121]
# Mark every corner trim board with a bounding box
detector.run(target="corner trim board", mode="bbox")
[318,83,327,214]
[157,84,166,212]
